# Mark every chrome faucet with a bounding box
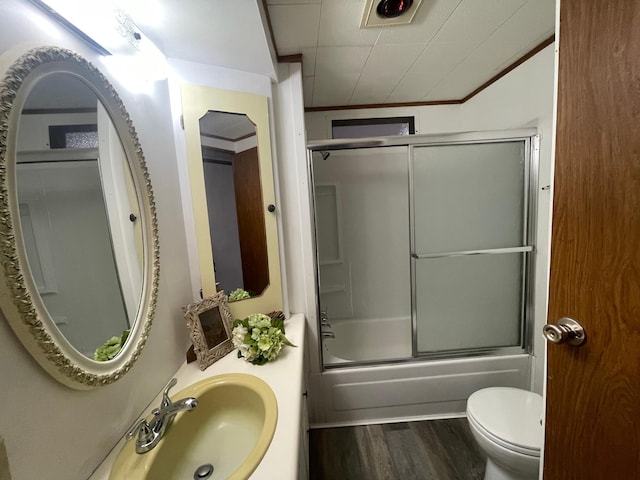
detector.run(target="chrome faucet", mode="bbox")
[320,310,335,339]
[126,378,198,454]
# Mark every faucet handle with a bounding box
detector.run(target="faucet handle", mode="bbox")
[126,419,152,443]
[160,378,178,408]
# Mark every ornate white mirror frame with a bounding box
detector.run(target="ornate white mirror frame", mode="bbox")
[0,46,159,389]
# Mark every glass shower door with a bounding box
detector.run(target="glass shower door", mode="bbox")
[411,140,533,355]
[313,147,413,365]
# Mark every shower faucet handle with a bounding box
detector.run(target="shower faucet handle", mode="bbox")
[320,311,331,327]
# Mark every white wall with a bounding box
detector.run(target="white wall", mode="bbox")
[17,162,130,356]
[300,44,555,395]
[0,1,193,478]
[272,63,318,385]
[17,112,135,356]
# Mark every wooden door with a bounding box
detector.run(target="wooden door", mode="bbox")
[545,0,640,478]
[233,146,269,295]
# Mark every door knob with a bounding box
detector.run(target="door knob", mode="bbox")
[543,317,586,346]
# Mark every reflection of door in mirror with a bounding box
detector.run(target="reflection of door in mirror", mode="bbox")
[199,111,268,298]
[15,73,142,358]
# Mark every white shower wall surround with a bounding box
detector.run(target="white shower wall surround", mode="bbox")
[314,147,411,322]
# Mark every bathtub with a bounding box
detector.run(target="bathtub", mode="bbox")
[312,316,532,425]
[323,317,412,365]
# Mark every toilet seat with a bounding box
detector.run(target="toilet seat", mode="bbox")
[467,387,543,457]
[467,411,540,457]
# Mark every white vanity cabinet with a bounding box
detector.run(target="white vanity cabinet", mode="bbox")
[299,385,310,479]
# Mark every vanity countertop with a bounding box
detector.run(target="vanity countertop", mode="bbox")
[90,313,306,480]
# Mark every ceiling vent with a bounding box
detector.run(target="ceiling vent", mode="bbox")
[361,0,424,28]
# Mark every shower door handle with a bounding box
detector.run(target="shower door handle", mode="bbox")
[543,317,586,346]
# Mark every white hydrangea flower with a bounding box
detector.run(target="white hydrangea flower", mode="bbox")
[231,325,248,349]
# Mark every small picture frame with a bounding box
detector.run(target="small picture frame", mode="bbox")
[183,291,234,371]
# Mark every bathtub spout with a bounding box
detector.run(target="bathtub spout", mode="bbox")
[322,330,335,339]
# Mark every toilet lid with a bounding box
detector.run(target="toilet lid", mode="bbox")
[467,387,543,454]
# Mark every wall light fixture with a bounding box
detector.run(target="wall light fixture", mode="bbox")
[28,0,167,81]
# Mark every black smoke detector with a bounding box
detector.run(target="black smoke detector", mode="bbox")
[376,0,414,19]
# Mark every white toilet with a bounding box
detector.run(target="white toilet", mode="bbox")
[467,387,543,480]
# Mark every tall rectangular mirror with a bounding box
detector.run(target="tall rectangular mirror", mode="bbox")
[181,84,282,319]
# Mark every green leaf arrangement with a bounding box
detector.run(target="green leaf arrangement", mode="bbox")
[228,288,251,302]
[231,313,295,365]
[94,329,130,362]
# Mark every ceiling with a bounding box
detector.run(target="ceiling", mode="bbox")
[24,73,97,110]
[125,0,556,110]
[266,0,556,109]
[199,111,256,142]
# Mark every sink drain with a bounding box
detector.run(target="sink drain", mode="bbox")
[194,463,214,479]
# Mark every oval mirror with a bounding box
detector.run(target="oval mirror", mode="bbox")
[0,47,159,389]
[199,111,269,302]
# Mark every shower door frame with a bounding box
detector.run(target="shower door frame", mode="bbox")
[307,129,539,369]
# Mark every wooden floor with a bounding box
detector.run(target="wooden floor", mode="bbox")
[309,418,486,480]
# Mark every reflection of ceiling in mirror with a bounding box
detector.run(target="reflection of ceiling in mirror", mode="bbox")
[23,74,97,111]
[199,111,255,142]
